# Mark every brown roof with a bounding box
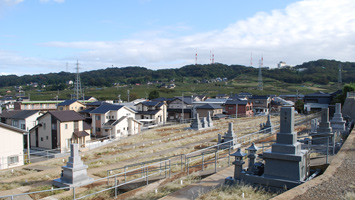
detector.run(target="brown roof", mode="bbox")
[49,110,84,122]
[73,131,90,137]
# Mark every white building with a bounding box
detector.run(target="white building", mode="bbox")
[0,123,27,170]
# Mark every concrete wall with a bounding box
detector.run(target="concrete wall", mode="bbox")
[342,97,355,120]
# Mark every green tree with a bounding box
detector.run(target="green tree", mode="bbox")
[294,100,304,113]
[148,90,160,100]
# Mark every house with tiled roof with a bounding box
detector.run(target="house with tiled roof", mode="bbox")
[249,95,272,115]
[195,103,224,118]
[135,101,167,126]
[0,122,28,169]
[0,110,42,131]
[57,100,86,112]
[29,110,91,152]
[167,96,201,121]
[223,99,253,117]
[90,104,142,139]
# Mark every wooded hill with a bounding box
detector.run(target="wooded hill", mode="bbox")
[0,59,354,89]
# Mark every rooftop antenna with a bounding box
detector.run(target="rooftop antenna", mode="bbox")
[73,60,83,100]
[258,56,263,91]
[338,64,342,83]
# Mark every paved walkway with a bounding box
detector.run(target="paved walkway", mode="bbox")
[160,166,234,200]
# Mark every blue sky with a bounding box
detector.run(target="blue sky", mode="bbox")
[0,0,354,75]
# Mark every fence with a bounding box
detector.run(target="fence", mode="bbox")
[0,160,171,200]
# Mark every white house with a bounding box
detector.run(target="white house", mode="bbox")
[90,104,142,139]
[0,123,27,170]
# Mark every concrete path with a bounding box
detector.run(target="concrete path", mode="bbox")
[159,166,234,200]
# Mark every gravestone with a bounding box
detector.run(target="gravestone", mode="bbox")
[207,111,214,127]
[190,112,202,130]
[263,107,309,181]
[53,144,93,188]
[312,108,333,144]
[330,103,345,132]
[201,117,208,128]
[311,118,318,133]
[262,115,273,133]
[218,122,239,149]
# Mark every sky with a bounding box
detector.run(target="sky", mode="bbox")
[0,0,354,75]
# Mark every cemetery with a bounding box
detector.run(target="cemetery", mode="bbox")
[0,106,353,199]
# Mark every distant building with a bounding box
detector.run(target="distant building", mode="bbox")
[57,100,86,112]
[195,104,224,118]
[249,95,272,115]
[14,100,63,111]
[223,99,253,117]
[277,61,292,68]
[135,101,167,126]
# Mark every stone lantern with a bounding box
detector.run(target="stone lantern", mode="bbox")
[230,148,247,180]
[246,143,258,174]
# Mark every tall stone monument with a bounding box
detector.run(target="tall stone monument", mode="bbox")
[262,115,273,133]
[312,108,333,144]
[207,111,213,127]
[53,144,93,188]
[218,122,239,149]
[330,103,346,132]
[263,107,309,181]
[190,112,202,130]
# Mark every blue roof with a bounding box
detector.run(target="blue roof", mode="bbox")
[57,99,78,106]
[224,99,249,105]
[90,104,124,114]
[196,103,222,109]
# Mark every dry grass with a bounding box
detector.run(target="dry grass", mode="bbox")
[196,182,277,200]
[344,192,355,200]
[125,172,202,200]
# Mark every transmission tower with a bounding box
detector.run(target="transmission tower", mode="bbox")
[73,60,83,100]
[258,57,263,91]
[338,64,342,83]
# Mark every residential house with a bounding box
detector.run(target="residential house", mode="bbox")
[135,101,167,126]
[0,122,27,169]
[167,96,200,121]
[14,100,63,111]
[303,91,332,112]
[78,96,98,102]
[90,104,142,139]
[223,99,253,117]
[29,110,91,152]
[1,110,42,131]
[249,95,272,115]
[195,104,224,118]
[57,100,86,112]
[278,94,304,103]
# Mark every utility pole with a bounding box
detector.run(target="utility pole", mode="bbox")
[181,93,184,123]
[127,90,130,102]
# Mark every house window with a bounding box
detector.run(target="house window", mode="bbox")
[21,124,26,130]
[43,123,46,130]
[95,116,101,120]
[74,121,79,131]
[7,155,19,165]
[65,124,68,129]
[24,105,28,109]
[96,127,101,132]
[13,120,18,127]
[41,137,43,141]
[46,136,49,140]
[106,116,109,119]
[228,106,233,110]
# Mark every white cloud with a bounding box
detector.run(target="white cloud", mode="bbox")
[40,0,355,69]
[0,0,23,5]
[2,0,355,75]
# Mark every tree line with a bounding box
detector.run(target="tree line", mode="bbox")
[0,59,354,89]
